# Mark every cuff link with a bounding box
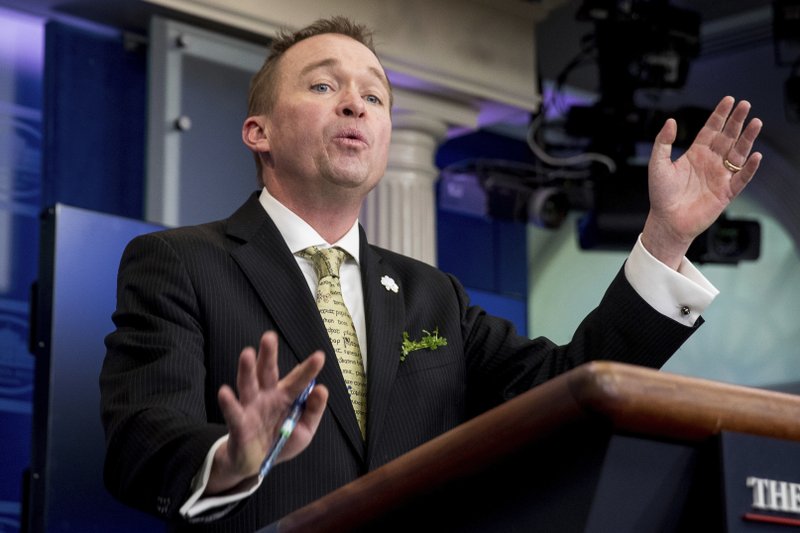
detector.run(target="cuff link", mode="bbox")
[157,495,171,515]
[680,305,691,316]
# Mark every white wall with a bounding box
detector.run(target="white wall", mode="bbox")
[527,192,800,388]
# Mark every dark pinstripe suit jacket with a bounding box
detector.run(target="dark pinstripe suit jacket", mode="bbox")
[100,192,699,532]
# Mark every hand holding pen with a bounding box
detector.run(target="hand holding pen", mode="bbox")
[259,377,317,479]
[208,331,328,495]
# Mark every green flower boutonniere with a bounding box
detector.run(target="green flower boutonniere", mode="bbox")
[400,327,447,362]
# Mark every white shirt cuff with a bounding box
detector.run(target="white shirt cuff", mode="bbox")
[625,234,720,327]
[178,435,264,519]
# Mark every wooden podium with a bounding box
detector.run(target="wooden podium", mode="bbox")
[265,362,800,532]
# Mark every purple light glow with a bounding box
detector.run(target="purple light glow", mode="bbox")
[0,6,44,294]
[0,6,45,75]
[541,81,596,120]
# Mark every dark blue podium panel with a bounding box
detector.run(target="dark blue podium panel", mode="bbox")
[29,204,165,532]
[583,435,698,532]
[720,431,800,531]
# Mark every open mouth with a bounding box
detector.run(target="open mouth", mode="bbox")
[336,128,367,145]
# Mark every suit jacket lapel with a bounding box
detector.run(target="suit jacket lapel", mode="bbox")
[360,231,405,460]
[225,194,366,458]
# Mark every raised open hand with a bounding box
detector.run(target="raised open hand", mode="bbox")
[208,331,328,494]
[642,96,763,269]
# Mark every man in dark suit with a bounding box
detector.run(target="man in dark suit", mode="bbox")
[100,16,763,532]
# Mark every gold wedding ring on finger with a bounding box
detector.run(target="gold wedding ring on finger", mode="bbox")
[723,158,743,173]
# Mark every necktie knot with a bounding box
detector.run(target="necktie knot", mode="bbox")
[299,246,347,280]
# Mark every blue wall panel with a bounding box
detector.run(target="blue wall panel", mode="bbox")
[436,130,530,336]
[42,21,146,219]
[28,205,166,532]
[0,7,44,532]
[0,11,148,532]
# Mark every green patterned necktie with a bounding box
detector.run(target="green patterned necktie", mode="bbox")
[298,246,367,438]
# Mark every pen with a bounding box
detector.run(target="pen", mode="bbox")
[258,378,316,479]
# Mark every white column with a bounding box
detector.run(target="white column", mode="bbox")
[360,113,447,266]
[359,86,484,266]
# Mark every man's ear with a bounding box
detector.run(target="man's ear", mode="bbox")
[242,116,270,153]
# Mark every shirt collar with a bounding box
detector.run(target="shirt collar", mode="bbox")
[258,187,361,264]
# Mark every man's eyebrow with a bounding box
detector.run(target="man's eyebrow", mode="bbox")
[299,57,390,94]
[367,66,391,95]
[299,58,338,78]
